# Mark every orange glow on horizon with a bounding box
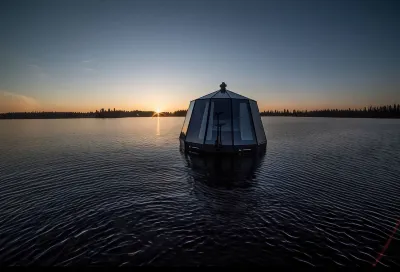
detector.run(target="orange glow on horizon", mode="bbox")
[2,89,398,114]
[2,101,396,114]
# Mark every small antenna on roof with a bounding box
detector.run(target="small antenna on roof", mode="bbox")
[220,82,227,93]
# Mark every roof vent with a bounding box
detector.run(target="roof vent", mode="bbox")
[219,82,227,93]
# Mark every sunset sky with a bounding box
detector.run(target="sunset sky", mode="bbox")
[0,0,399,113]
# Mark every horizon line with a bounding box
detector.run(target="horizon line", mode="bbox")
[2,103,400,115]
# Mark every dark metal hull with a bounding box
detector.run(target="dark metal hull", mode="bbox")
[180,138,266,156]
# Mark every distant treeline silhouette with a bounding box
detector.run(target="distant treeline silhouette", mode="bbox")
[95,108,188,118]
[0,111,96,119]
[1,104,399,119]
[260,104,400,118]
[0,108,188,119]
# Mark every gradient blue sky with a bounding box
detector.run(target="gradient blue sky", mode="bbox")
[0,0,399,112]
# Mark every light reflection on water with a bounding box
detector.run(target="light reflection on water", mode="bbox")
[0,117,399,267]
[156,116,160,136]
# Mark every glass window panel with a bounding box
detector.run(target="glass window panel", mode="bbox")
[206,102,214,141]
[232,100,256,145]
[180,101,195,139]
[205,99,232,146]
[186,100,210,144]
[249,100,267,144]
[198,101,209,140]
[240,103,253,140]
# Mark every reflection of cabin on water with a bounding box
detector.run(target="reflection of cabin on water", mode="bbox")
[180,82,267,155]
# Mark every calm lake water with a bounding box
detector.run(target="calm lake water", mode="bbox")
[0,117,399,267]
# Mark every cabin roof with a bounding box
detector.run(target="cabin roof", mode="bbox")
[197,89,253,100]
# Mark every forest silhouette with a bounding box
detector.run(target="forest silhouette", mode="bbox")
[1,104,399,119]
[260,104,400,118]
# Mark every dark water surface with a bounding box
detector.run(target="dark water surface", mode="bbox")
[0,117,399,267]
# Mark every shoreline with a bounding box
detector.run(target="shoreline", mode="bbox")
[1,116,399,120]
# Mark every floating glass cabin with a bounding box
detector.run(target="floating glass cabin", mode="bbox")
[180,82,267,155]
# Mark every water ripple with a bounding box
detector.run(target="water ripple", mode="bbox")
[0,117,399,266]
